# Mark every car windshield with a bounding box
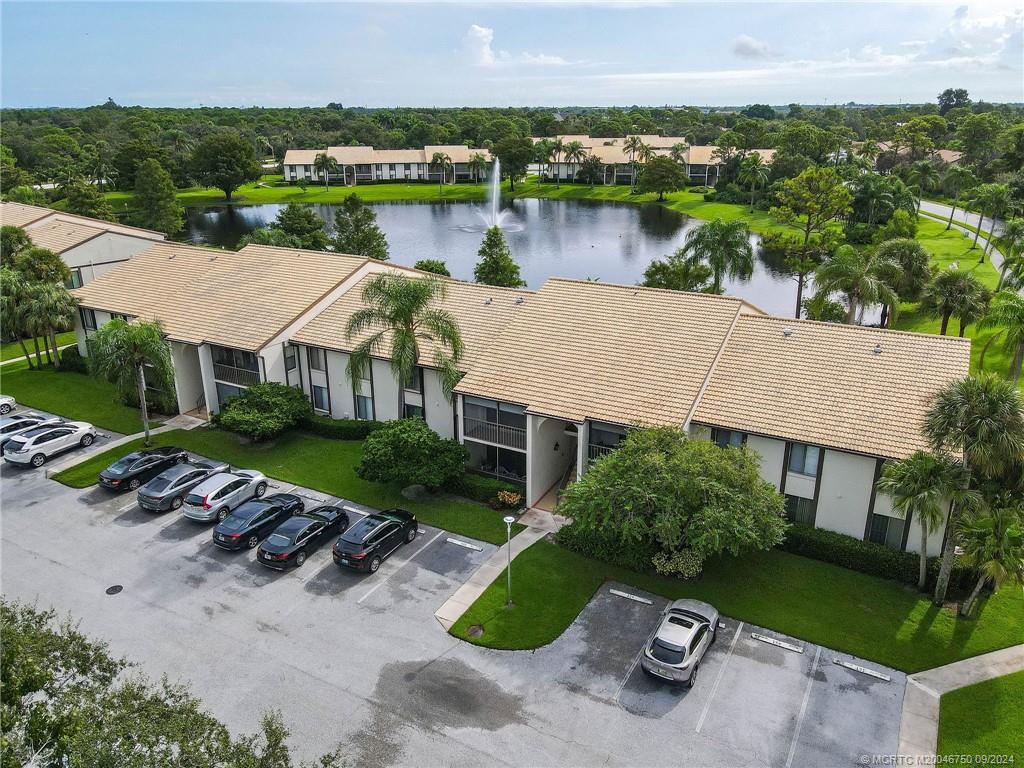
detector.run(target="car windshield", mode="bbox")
[266,533,292,547]
[219,515,250,531]
[146,477,172,492]
[651,638,686,665]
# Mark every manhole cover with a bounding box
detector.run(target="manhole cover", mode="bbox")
[467,624,485,638]
[105,585,123,595]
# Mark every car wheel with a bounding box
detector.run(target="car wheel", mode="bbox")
[0,404,10,415]
[369,555,382,573]
[216,508,229,522]
[405,526,417,543]
[171,496,183,510]
[128,478,141,491]
[80,434,95,447]
[296,550,307,568]
[30,453,45,468]
[687,663,699,689]
[247,534,259,549]
[254,482,268,498]
[711,628,718,645]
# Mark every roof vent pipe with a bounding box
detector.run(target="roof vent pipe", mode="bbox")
[782,327,793,337]
[484,297,492,305]
[873,344,882,355]
[515,297,525,304]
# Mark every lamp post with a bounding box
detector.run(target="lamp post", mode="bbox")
[503,515,516,607]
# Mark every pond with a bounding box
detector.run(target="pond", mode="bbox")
[183,199,799,316]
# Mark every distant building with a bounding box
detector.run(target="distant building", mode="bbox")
[282,145,492,186]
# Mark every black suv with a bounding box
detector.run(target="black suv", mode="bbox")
[332,508,418,573]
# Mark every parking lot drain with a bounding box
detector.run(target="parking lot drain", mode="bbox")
[609,589,653,605]
[446,537,483,551]
[105,585,123,595]
[833,659,891,681]
[751,633,803,653]
[467,624,485,638]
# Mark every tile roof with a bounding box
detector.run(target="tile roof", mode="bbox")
[692,315,971,460]
[25,220,107,254]
[282,145,493,167]
[72,242,366,351]
[0,201,54,228]
[0,201,165,240]
[425,145,491,164]
[455,278,760,425]
[293,270,532,369]
[282,149,321,165]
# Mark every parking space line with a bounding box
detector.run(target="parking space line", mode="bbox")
[695,621,744,734]
[117,500,138,512]
[614,647,646,705]
[784,645,822,768]
[356,529,445,605]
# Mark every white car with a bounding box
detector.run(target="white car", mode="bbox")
[0,413,62,450]
[0,395,16,415]
[640,599,720,688]
[182,470,269,522]
[3,421,97,467]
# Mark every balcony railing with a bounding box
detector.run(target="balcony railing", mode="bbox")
[588,443,618,461]
[464,417,526,450]
[213,363,259,387]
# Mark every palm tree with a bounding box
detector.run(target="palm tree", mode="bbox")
[25,283,77,370]
[941,165,977,231]
[669,142,689,165]
[970,183,1010,253]
[0,267,36,369]
[563,141,586,184]
[956,504,1024,616]
[87,318,176,445]
[979,291,1024,384]
[919,269,989,336]
[162,129,195,158]
[876,451,975,590]
[995,218,1024,290]
[681,219,754,294]
[981,184,1012,258]
[430,152,452,194]
[924,374,1024,605]
[857,174,894,227]
[624,135,644,191]
[814,245,901,324]
[737,154,769,213]
[468,152,489,184]
[549,138,565,188]
[953,282,991,338]
[859,140,881,166]
[908,160,940,213]
[345,272,465,417]
[313,152,338,190]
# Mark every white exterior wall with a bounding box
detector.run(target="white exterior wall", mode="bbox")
[874,490,948,555]
[74,309,114,356]
[747,435,786,491]
[526,415,576,507]
[814,450,875,539]
[63,233,154,284]
[324,350,355,419]
[423,368,455,439]
[171,341,204,416]
[370,358,400,422]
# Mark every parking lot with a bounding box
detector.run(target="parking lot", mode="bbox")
[2,444,906,767]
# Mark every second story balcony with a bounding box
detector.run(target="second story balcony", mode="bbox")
[213,362,259,387]
[464,416,526,450]
[588,443,617,461]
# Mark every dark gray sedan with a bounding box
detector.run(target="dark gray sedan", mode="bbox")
[136,460,230,512]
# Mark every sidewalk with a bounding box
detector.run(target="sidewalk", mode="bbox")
[1,343,75,367]
[898,644,1024,757]
[433,507,566,631]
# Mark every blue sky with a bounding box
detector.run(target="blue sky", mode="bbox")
[2,1,1021,108]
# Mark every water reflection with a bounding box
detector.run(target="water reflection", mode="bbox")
[182,199,799,315]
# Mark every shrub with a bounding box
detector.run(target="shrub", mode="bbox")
[58,345,87,373]
[843,222,877,245]
[873,208,917,243]
[702,191,717,202]
[357,418,467,490]
[652,549,705,580]
[216,382,313,441]
[555,522,658,574]
[778,523,976,593]
[758,230,801,259]
[303,414,383,440]
[496,489,523,509]
[451,472,521,505]
[123,387,177,417]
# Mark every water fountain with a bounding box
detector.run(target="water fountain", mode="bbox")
[458,157,524,232]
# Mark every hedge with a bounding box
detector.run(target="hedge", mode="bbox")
[450,473,522,506]
[302,414,383,440]
[779,524,977,594]
[555,522,659,574]
[58,346,87,373]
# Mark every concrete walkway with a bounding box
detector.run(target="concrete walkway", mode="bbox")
[1,343,75,367]
[433,507,567,631]
[898,644,1024,757]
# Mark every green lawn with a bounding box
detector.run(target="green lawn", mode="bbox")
[938,670,1024,760]
[450,539,1024,674]
[52,427,518,545]
[0,331,77,362]
[0,359,152,434]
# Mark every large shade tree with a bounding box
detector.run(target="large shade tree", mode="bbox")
[190,131,261,201]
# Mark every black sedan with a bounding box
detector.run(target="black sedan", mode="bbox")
[257,506,351,570]
[332,508,418,573]
[136,460,229,512]
[99,446,189,491]
[212,493,304,551]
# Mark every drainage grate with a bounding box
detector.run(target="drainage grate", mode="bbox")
[467,624,485,638]
[105,585,123,595]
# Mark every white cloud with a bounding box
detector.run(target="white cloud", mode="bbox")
[463,24,572,67]
[731,34,776,60]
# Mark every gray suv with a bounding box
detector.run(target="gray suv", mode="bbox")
[181,469,269,522]
[640,599,719,687]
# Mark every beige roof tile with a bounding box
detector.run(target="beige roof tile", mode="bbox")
[692,315,971,460]
[72,242,366,351]
[0,201,54,228]
[293,272,532,369]
[1,201,165,240]
[283,149,322,165]
[455,279,757,425]
[26,220,107,254]
[424,145,491,164]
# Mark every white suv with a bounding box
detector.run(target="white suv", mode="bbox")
[0,395,16,415]
[3,421,97,467]
[182,470,269,522]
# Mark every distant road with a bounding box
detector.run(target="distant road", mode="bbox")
[920,199,1005,239]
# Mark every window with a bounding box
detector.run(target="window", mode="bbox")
[711,428,745,449]
[590,423,627,449]
[404,366,423,393]
[355,394,374,421]
[784,495,816,526]
[216,382,245,405]
[308,347,325,371]
[211,345,258,372]
[788,443,821,476]
[311,385,329,412]
[404,403,424,419]
[868,513,906,550]
[65,269,83,289]
[111,313,129,322]
[80,307,97,331]
[284,345,297,372]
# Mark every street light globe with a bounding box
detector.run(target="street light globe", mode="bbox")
[503,515,516,525]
